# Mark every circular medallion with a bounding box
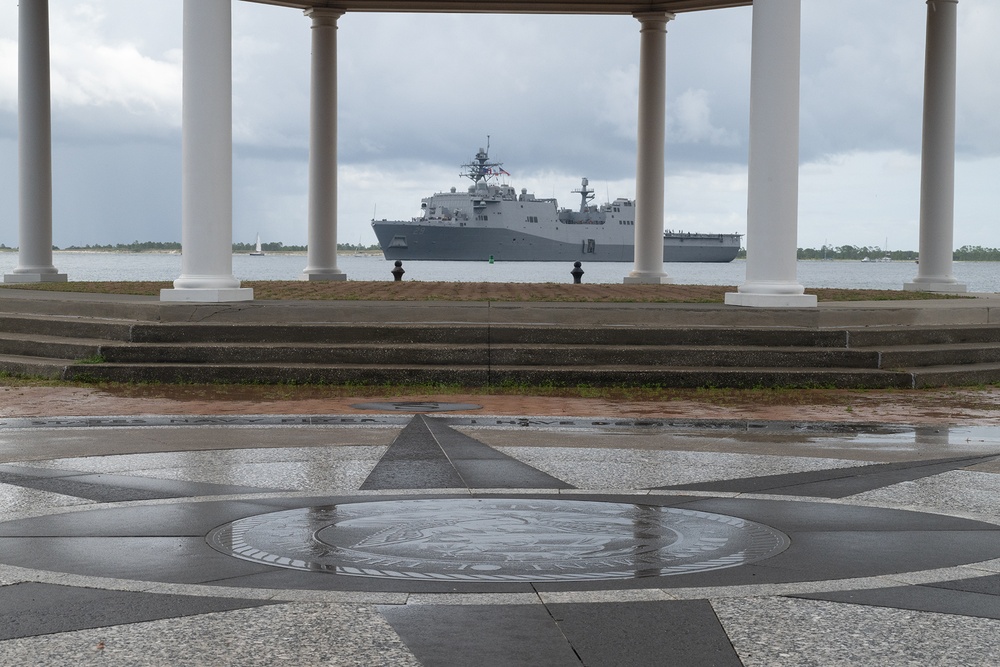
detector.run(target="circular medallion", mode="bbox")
[207,499,789,582]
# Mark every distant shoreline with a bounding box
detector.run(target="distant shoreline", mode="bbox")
[0,247,996,261]
[45,249,387,257]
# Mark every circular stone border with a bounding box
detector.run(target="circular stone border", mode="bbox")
[207,498,790,582]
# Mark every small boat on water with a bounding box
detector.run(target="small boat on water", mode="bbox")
[371,145,741,263]
[250,234,265,257]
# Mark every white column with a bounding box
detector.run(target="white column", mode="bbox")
[624,12,673,285]
[725,0,815,308]
[161,0,252,302]
[905,0,966,292]
[302,9,346,281]
[6,0,66,284]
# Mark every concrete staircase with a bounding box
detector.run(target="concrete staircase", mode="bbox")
[1,289,1000,388]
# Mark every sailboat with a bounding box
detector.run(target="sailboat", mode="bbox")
[250,234,265,257]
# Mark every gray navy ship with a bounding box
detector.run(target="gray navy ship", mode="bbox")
[372,146,742,262]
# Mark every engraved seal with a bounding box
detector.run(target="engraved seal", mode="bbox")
[207,498,789,582]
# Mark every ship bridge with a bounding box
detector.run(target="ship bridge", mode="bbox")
[9,1,966,304]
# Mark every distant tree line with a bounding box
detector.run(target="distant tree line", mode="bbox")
[64,241,182,252]
[734,245,1000,261]
[951,245,1000,261]
[232,241,307,253]
[230,242,380,253]
[47,241,381,253]
[797,245,918,261]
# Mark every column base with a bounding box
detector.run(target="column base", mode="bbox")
[160,288,254,303]
[623,273,673,285]
[4,273,68,283]
[903,281,967,293]
[725,292,817,308]
[301,271,347,282]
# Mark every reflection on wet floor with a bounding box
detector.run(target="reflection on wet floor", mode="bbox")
[0,414,999,666]
[459,423,1000,463]
[209,499,790,581]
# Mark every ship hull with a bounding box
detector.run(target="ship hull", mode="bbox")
[372,223,741,263]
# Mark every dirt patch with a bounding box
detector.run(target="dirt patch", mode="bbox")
[1,383,997,425]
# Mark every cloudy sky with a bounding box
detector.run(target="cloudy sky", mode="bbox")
[1,0,999,252]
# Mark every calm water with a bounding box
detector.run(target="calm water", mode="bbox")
[1,252,998,292]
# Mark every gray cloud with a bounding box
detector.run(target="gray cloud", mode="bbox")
[0,0,998,251]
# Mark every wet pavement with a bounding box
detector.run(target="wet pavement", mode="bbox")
[0,389,999,665]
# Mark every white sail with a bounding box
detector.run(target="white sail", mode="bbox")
[251,234,265,256]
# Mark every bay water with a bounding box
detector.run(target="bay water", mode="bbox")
[1,252,998,293]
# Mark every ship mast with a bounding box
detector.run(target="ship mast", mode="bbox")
[572,177,595,213]
[461,137,506,185]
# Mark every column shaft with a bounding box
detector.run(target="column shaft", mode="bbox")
[7,0,65,283]
[906,0,965,292]
[725,0,814,307]
[302,9,346,281]
[162,0,251,302]
[624,12,673,285]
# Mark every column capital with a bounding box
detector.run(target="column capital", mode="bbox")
[305,7,345,24]
[633,11,675,26]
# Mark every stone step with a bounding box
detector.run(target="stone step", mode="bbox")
[0,333,103,360]
[52,360,914,389]
[0,343,989,390]
[97,341,491,366]
[877,342,1000,369]
[3,306,999,349]
[847,325,1000,347]
[0,353,69,381]
[140,323,837,347]
[2,289,1000,388]
[909,361,1000,389]
[0,292,161,321]
[0,313,136,340]
[59,361,491,386]
[487,365,916,390]
[57,340,1000,371]
[90,341,883,369]
[3,329,999,375]
[113,322,1000,348]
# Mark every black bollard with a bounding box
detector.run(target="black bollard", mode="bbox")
[391,260,405,282]
[571,261,584,284]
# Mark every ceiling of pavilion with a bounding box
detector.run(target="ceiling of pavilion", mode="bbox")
[240,0,752,14]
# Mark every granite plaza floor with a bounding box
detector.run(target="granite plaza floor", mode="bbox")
[0,400,999,666]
